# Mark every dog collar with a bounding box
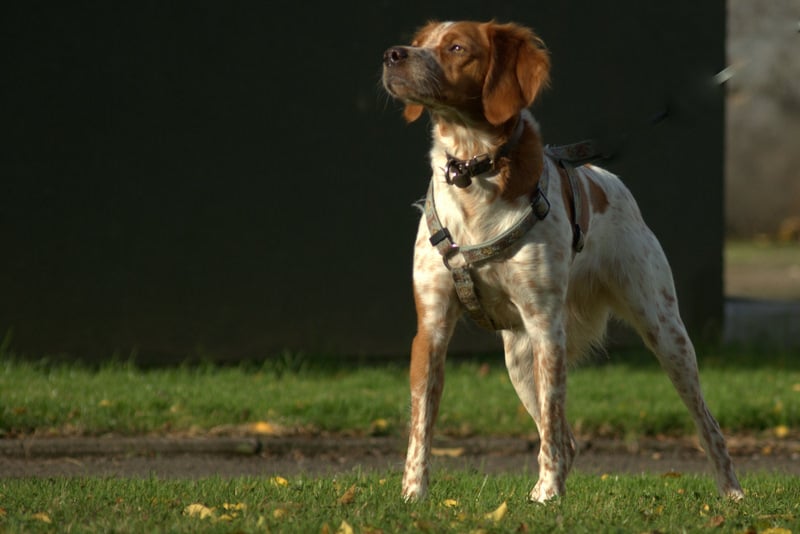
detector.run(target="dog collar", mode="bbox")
[443,117,525,188]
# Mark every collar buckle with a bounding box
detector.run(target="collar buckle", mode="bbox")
[444,153,494,188]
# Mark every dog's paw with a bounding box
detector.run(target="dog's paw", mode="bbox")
[725,487,745,502]
[402,480,427,502]
[528,480,562,504]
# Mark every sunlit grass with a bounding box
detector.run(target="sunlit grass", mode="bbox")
[2,348,799,440]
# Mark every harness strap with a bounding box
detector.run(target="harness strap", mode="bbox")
[424,139,603,331]
[544,140,602,253]
[424,169,551,330]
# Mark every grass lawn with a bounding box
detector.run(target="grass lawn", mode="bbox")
[2,348,800,532]
[725,239,800,300]
[2,349,799,440]
[1,472,798,533]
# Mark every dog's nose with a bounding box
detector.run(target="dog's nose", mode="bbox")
[383,46,408,66]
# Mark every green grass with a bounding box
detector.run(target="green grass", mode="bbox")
[2,351,799,532]
[0,472,798,533]
[726,239,800,267]
[2,349,800,439]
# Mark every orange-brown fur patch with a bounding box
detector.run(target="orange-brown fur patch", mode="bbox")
[498,120,544,202]
[587,174,609,214]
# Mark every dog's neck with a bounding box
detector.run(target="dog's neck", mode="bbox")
[430,111,545,202]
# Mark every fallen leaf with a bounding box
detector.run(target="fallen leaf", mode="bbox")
[222,502,247,511]
[761,528,792,534]
[442,498,459,508]
[485,501,508,523]
[184,503,215,519]
[273,508,288,519]
[774,425,790,439]
[337,520,354,534]
[431,447,465,458]
[270,476,289,487]
[661,471,683,478]
[31,512,52,524]
[370,418,390,435]
[249,421,279,435]
[98,399,112,407]
[218,514,234,522]
[339,484,357,505]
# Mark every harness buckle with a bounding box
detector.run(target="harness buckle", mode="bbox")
[429,227,452,247]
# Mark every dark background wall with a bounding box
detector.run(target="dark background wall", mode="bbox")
[1,2,725,363]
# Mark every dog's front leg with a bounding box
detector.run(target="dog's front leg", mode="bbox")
[526,312,572,503]
[402,273,459,501]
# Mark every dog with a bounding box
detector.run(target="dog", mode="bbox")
[382,20,743,503]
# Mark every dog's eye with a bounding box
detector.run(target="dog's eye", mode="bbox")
[449,44,466,53]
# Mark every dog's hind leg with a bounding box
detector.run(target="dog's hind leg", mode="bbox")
[609,233,744,500]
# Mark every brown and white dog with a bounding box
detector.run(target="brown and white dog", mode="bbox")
[382,20,743,503]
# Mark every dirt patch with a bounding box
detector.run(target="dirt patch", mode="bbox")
[2,435,798,479]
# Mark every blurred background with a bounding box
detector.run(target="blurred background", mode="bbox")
[723,0,800,346]
[1,1,797,363]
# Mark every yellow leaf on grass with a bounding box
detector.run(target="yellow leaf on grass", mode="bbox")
[184,503,215,519]
[31,512,52,524]
[339,484,357,505]
[775,425,790,439]
[222,502,247,511]
[270,476,289,487]
[442,498,460,508]
[762,528,792,534]
[431,447,465,458]
[249,421,279,435]
[273,508,288,519]
[98,399,112,407]
[484,501,508,522]
[337,520,354,534]
[370,418,390,433]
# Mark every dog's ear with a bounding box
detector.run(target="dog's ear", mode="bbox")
[482,23,550,126]
[403,103,424,122]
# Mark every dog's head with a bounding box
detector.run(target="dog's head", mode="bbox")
[382,20,550,126]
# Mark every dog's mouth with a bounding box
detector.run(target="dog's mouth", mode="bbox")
[382,74,420,102]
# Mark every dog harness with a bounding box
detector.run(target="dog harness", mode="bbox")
[424,138,602,330]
